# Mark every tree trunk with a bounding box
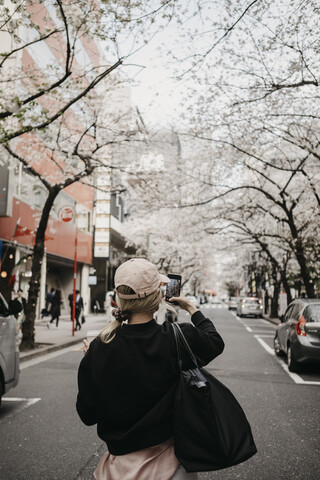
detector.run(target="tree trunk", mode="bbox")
[270,267,280,318]
[295,239,315,298]
[20,187,60,350]
[285,210,315,298]
[281,270,292,305]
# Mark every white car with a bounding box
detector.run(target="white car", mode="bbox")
[237,297,263,318]
[0,293,21,408]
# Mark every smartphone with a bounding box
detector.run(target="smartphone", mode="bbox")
[165,274,181,303]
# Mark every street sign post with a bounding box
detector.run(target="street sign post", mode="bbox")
[59,205,77,336]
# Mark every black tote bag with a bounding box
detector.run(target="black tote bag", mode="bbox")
[172,323,257,473]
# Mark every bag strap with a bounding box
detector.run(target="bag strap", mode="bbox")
[172,323,183,371]
[172,322,200,371]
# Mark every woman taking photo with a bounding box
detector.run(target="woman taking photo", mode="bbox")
[76,258,224,480]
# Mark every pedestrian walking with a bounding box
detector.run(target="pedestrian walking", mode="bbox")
[49,289,62,328]
[69,290,84,331]
[15,288,26,331]
[68,292,74,321]
[76,258,225,480]
[42,287,55,319]
[104,290,116,323]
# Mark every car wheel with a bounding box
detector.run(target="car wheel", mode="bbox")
[287,344,300,373]
[274,334,284,356]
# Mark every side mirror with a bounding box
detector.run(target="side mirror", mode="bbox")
[8,299,23,316]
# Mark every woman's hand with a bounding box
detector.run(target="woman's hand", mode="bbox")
[169,293,198,316]
[82,339,89,356]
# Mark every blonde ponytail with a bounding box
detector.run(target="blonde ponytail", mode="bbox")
[99,285,163,344]
[99,319,121,344]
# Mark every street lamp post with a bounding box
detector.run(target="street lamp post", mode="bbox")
[72,227,78,336]
[59,204,77,336]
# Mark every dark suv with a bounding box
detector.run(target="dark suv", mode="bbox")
[274,299,320,372]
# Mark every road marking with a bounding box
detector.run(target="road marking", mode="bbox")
[254,337,320,385]
[234,315,253,333]
[255,336,275,356]
[3,397,41,403]
[1,397,41,419]
[235,315,320,386]
[277,362,320,385]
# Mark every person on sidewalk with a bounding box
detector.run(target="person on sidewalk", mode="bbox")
[76,258,224,480]
[42,287,55,319]
[48,289,62,328]
[68,290,84,330]
[68,292,74,321]
[105,290,117,323]
[15,288,26,335]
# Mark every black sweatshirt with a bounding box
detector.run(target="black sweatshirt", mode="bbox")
[76,310,224,455]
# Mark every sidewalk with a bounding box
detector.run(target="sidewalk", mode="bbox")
[20,313,108,363]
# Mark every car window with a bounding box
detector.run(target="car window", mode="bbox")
[284,305,294,321]
[291,303,303,320]
[246,299,260,305]
[303,305,320,323]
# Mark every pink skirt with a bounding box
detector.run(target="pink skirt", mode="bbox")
[94,439,180,480]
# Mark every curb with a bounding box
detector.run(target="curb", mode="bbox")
[20,336,85,363]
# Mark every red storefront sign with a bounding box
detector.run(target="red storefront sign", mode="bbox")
[59,206,74,223]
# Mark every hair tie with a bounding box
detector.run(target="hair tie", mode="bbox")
[112,308,131,323]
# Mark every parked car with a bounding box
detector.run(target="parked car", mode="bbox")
[0,293,22,408]
[237,297,263,317]
[228,297,238,310]
[274,299,320,372]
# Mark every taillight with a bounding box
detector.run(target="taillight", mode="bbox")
[296,315,306,336]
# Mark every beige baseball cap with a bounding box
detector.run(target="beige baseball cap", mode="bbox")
[115,258,170,299]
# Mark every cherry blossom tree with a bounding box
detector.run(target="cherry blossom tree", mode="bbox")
[0,0,187,349]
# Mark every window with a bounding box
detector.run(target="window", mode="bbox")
[284,305,294,321]
[291,303,304,320]
[303,305,320,323]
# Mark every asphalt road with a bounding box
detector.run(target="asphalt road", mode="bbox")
[1,305,319,480]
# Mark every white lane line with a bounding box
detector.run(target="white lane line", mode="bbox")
[3,397,41,403]
[234,315,253,333]
[255,336,320,385]
[255,336,275,356]
[235,315,320,386]
[1,397,41,418]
